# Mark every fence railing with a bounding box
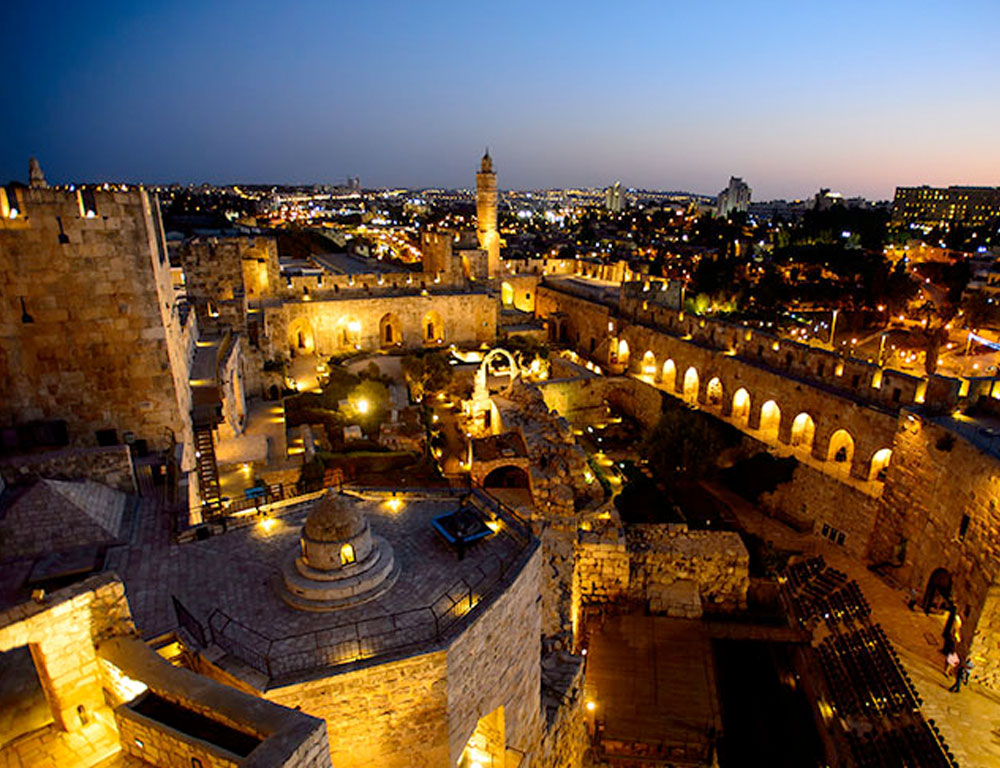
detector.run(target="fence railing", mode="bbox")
[179,487,536,681]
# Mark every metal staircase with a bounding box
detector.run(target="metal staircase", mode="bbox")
[194,426,222,513]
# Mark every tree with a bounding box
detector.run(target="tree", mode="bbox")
[642,407,734,485]
[401,351,453,402]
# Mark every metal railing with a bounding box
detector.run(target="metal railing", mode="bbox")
[182,487,535,681]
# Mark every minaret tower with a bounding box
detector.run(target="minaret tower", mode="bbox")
[476,149,500,276]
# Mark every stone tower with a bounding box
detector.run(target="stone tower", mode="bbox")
[28,157,48,189]
[476,149,500,277]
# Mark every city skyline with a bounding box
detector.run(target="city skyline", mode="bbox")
[2,0,999,199]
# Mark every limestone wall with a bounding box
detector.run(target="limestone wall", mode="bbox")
[626,526,749,614]
[264,291,497,359]
[265,547,543,768]
[0,574,135,732]
[870,413,1000,669]
[760,460,879,558]
[446,545,543,763]
[574,528,630,607]
[265,651,450,768]
[0,444,137,493]
[0,187,192,453]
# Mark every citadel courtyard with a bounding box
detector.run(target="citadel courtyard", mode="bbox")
[2,5,1000,762]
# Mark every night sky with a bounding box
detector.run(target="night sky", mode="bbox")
[2,0,998,199]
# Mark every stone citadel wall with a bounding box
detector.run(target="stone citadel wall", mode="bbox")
[265,291,497,359]
[0,186,194,454]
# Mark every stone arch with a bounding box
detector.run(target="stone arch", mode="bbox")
[288,316,315,354]
[335,316,362,349]
[705,377,723,407]
[641,350,657,378]
[423,310,444,344]
[790,412,816,452]
[478,348,519,397]
[759,400,781,442]
[662,359,676,391]
[922,568,952,613]
[731,388,751,427]
[501,281,514,306]
[483,465,530,488]
[617,339,630,368]
[868,447,892,481]
[683,366,699,404]
[379,313,402,347]
[827,429,855,466]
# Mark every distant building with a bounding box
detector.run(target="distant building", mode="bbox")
[604,181,623,213]
[715,176,751,218]
[892,185,1000,228]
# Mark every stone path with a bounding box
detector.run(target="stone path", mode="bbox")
[703,481,1000,767]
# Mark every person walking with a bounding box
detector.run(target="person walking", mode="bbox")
[949,658,973,693]
[945,651,960,678]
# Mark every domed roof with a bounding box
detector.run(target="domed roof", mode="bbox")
[303,491,366,542]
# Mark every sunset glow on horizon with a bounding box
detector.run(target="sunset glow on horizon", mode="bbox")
[2,0,998,199]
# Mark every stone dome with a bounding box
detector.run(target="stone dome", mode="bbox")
[303,491,366,542]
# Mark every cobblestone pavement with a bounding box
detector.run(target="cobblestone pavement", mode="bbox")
[0,707,121,768]
[704,481,1000,767]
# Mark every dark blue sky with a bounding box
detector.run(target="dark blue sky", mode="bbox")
[2,0,998,199]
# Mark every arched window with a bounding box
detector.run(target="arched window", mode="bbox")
[340,543,356,565]
[827,429,855,467]
[662,359,676,390]
[732,388,751,427]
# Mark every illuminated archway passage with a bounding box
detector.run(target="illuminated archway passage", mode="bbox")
[423,310,444,344]
[759,400,781,443]
[641,350,657,378]
[790,412,815,451]
[869,448,892,481]
[662,359,676,391]
[731,388,751,427]
[683,367,699,404]
[379,313,401,347]
[706,377,723,407]
[617,339,630,368]
[827,429,855,467]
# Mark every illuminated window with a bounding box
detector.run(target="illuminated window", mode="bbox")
[340,543,356,565]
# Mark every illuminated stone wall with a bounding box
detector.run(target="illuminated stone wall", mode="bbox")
[0,574,135,733]
[0,186,194,454]
[759,461,879,558]
[263,291,497,359]
[264,547,543,767]
[870,413,1000,675]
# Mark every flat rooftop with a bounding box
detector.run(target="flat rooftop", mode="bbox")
[119,491,533,685]
[311,251,403,275]
[543,275,620,306]
[585,614,720,761]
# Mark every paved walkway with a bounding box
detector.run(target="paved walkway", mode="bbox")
[703,481,1000,767]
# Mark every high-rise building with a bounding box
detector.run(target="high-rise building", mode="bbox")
[715,176,751,218]
[892,185,1000,228]
[604,181,623,213]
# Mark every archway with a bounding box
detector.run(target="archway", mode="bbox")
[501,281,514,306]
[790,413,815,451]
[922,568,952,614]
[827,429,855,467]
[617,339,630,368]
[379,313,402,347]
[423,310,444,344]
[662,359,676,391]
[641,350,657,379]
[706,377,723,407]
[869,448,892,481]
[483,465,530,488]
[683,367,699,404]
[759,400,781,442]
[732,388,751,427]
[288,317,315,354]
